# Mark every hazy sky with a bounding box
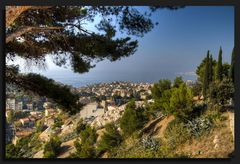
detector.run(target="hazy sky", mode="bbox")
[9,6,234,87]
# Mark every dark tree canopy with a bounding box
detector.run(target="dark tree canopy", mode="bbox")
[203,51,210,98]
[217,46,223,81]
[196,52,217,84]
[173,76,184,88]
[6,6,183,114]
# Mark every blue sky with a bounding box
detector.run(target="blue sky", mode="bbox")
[10,6,234,87]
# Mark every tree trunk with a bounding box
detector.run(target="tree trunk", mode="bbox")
[6,6,32,28]
[6,26,64,43]
[6,6,52,28]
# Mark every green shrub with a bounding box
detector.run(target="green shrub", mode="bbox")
[169,84,193,119]
[164,119,190,149]
[209,78,234,106]
[76,118,87,133]
[73,125,98,158]
[97,123,122,154]
[43,136,62,158]
[120,100,147,137]
[6,143,19,158]
[141,136,160,151]
[190,103,207,118]
[184,117,212,137]
[53,118,63,130]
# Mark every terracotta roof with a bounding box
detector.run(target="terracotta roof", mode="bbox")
[46,108,55,112]
[20,118,30,123]
[15,131,32,137]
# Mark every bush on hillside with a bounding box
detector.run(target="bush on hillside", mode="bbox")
[141,136,160,151]
[184,117,212,137]
[73,125,98,158]
[169,84,193,119]
[97,123,122,154]
[120,99,147,137]
[76,118,87,133]
[164,119,190,149]
[209,78,234,106]
[43,136,62,158]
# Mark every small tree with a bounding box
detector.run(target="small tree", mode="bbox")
[173,76,184,88]
[191,80,202,97]
[209,78,234,106]
[76,118,87,133]
[169,84,193,119]
[97,123,122,154]
[36,119,46,132]
[43,136,62,158]
[222,63,231,78]
[74,125,98,158]
[151,79,171,100]
[120,100,146,136]
[6,143,19,158]
[53,117,63,130]
[160,89,173,115]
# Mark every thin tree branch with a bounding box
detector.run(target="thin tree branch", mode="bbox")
[6,26,64,43]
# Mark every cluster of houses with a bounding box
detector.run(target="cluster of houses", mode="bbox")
[78,99,146,129]
[77,82,153,106]
[6,99,61,145]
[12,111,43,144]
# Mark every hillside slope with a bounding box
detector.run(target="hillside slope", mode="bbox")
[173,112,234,158]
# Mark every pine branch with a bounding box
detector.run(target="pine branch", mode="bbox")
[6,26,64,43]
[6,66,82,114]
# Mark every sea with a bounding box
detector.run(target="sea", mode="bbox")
[40,69,197,88]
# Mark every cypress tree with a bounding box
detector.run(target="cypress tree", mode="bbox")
[217,46,223,81]
[209,54,213,83]
[203,51,210,98]
[230,47,235,82]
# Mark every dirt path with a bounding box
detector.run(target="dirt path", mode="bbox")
[58,138,77,158]
[141,115,175,138]
[33,150,43,158]
[228,112,234,141]
[153,115,175,138]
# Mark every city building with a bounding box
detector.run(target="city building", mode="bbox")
[6,98,16,110]
[16,102,23,110]
[45,108,56,117]
[20,117,35,127]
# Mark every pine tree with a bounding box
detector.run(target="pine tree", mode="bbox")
[173,76,184,88]
[73,125,98,158]
[203,51,210,98]
[169,83,193,119]
[97,123,122,154]
[43,136,62,158]
[6,6,183,114]
[120,100,146,136]
[217,46,223,81]
[5,7,153,114]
